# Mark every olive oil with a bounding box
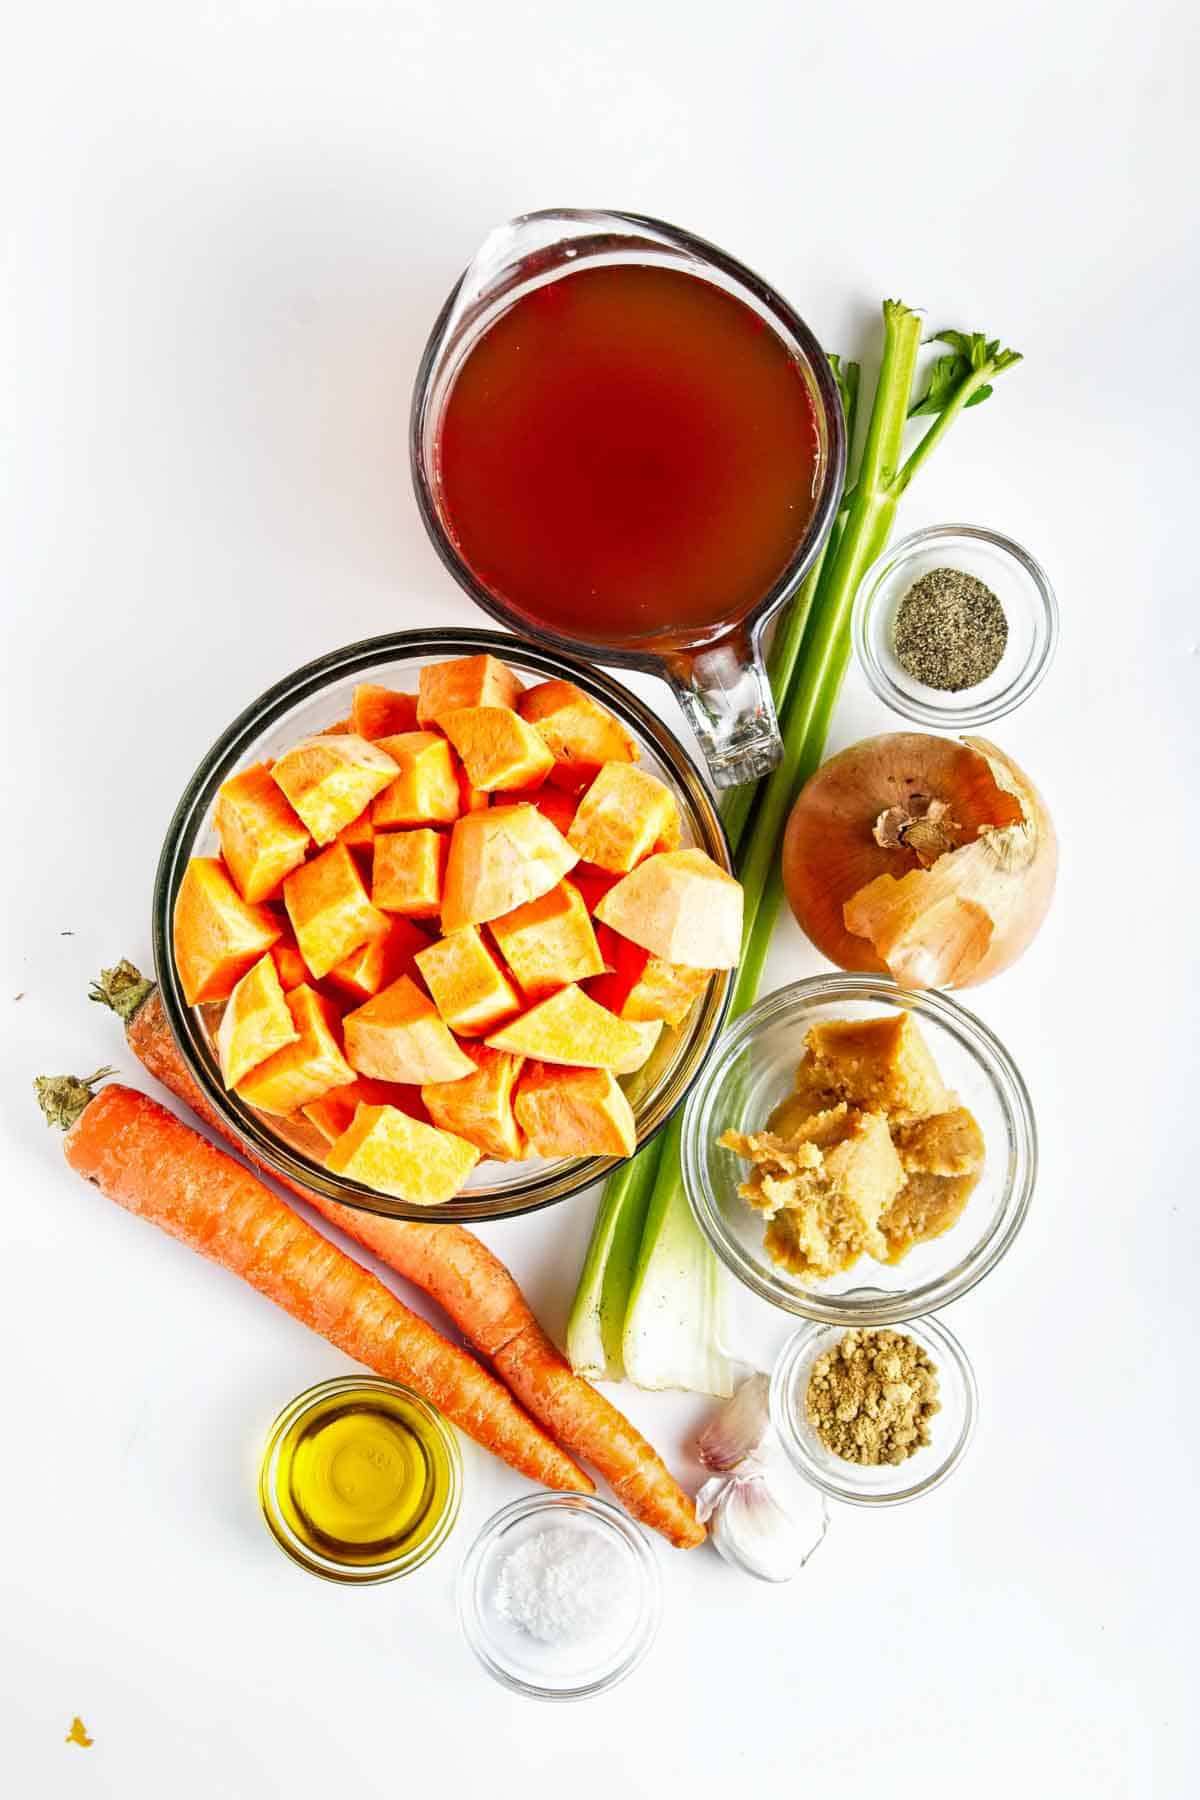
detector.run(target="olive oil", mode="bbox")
[260,1379,461,1581]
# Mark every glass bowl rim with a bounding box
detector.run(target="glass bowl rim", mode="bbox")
[680,971,1037,1325]
[257,1374,464,1583]
[768,1313,978,1506]
[456,1490,663,1700]
[851,521,1059,729]
[152,626,733,1223]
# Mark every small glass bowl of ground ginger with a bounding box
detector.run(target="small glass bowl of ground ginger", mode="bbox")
[680,974,1035,1325]
[852,523,1058,729]
[770,1316,977,1505]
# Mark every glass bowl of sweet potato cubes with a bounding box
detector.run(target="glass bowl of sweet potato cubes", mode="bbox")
[154,630,740,1221]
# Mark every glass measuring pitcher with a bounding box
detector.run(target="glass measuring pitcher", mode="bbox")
[410,210,846,788]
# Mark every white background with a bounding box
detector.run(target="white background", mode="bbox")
[3,2,1197,1795]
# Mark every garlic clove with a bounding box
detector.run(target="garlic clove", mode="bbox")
[694,1475,729,1527]
[697,1371,773,1472]
[697,1472,828,1584]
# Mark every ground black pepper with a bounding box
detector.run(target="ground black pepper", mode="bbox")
[893,566,1008,691]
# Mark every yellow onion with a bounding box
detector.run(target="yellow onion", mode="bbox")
[782,733,1057,989]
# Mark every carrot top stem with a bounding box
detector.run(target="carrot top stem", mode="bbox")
[35,1069,116,1132]
[90,960,155,1024]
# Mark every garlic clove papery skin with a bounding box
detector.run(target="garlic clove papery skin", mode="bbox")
[696,1473,828,1584]
[697,1371,773,1472]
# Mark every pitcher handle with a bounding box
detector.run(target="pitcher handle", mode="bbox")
[663,630,782,789]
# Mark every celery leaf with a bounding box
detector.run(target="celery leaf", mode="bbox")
[908,328,1020,417]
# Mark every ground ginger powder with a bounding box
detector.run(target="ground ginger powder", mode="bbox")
[806,1329,940,1466]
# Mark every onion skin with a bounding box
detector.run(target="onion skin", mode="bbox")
[782,733,1056,989]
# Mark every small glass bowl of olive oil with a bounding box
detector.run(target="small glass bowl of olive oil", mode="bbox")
[259,1377,462,1583]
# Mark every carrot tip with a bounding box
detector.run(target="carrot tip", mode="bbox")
[35,1069,116,1131]
[90,961,154,1024]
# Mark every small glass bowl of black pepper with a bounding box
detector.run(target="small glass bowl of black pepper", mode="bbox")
[852,524,1057,728]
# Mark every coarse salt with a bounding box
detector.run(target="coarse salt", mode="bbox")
[493,1524,635,1647]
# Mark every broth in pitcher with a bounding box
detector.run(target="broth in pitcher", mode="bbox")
[435,263,821,650]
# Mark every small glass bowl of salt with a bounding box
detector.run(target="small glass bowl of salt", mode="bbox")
[457,1493,662,1699]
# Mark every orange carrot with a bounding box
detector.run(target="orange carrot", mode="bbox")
[36,1067,589,1497]
[92,963,705,1548]
[385,1229,706,1549]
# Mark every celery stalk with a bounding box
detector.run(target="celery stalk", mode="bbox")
[719,358,858,858]
[729,308,1020,1017]
[717,764,758,861]
[565,1135,664,1379]
[621,1114,734,1396]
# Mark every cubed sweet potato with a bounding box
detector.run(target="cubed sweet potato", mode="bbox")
[414,928,520,1036]
[608,1018,662,1075]
[325,1104,479,1205]
[495,786,577,837]
[653,807,683,852]
[302,1075,428,1143]
[546,756,597,792]
[489,880,604,998]
[456,765,490,815]
[566,763,681,873]
[370,732,461,828]
[546,763,596,797]
[571,864,622,913]
[441,804,578,932]
[324,915,431,1003]
[591,919,624,975]
[343,974,476,1084]
[236,984,355,1114]
[215,762,311,903]
[216,953,299,1089]
[439,706,554,793]
[518,680,639,774]
[371,829,447,918]
[485,983,648,1069]
[626,957,711,1023]
[283,841,390,981]
[417,653,521,727]
[350,683,420,740]
[594,848,742,968]
[588,926,712,1025]
[270,734,399,846]
[269,924,310,992]
[173,857,282,1006]
[336,810,376,855]
[514,1063,636,1158]
[422,1043,525,1161]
